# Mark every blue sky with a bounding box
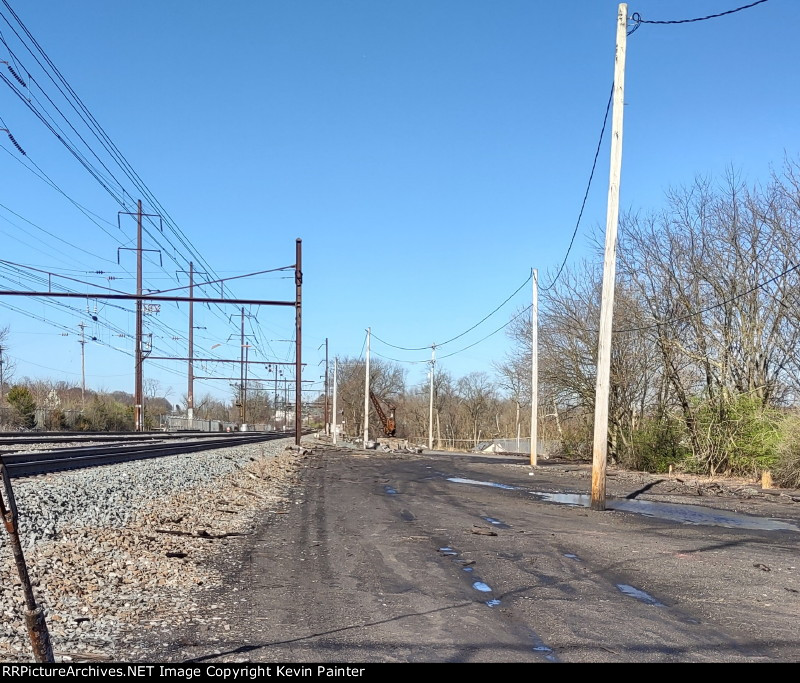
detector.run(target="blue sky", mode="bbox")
[0,0,796,405]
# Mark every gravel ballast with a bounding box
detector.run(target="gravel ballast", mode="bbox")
[0,437,305,662]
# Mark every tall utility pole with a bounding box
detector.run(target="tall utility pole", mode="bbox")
[363,327,370,448]
[592,2,628,511]
[320,338,329,434]
[428,345,435,450]
[332,357,338,445]
[531,269,538,467]
[119,199,160,432]
[187,261,194,420]
[0,345,5,406]
[284,376,289,426]
[178,261,207,423]
[273,365,280,428]
[239,307,246,425]
[78,321,87,407]
[243,343,251,425]
[135,200,144,432]
[295,238,302,446]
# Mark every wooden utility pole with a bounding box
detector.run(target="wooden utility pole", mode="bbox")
[134,200,144,432]
[531,269,538,467]
[363,327,370,448]
[428,345,435,450]
[592,3,628,511]
[332,357,338,445]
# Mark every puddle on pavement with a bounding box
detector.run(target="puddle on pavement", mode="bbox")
[529,491,799,532]
[486,599,501,607]
[447,477,519,490]
[462,566,474,572]
[616,584,665,606]
[481,516,511,529]
[531,634,559,662]
[439,547,458,556]
[383,485,398,495]
[445,476,798,532]
[563,553,580,560]
[472,581,492,592]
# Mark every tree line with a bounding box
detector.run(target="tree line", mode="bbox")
[3,162,800,488]
[331,357,553,450]
[500,162,800,487]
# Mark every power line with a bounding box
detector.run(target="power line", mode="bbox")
[1,2,297,363]
[540,83,613,292]
[0,202,117,263]
[613,260,800,335]
[0,6,241,334]
[371,350,429,365]
[439,304,532,360]
[630,0,769,26]
[0,143,126,241]
[372,272,532,351]
[369,80,614,351]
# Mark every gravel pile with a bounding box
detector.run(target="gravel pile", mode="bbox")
[0,437,306,662]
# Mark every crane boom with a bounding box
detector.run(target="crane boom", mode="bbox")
[369,391,397,437]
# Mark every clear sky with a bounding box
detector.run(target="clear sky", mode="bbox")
[0,0,797,406]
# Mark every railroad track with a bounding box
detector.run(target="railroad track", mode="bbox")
[0,430,259,445]
[2,431,293,478]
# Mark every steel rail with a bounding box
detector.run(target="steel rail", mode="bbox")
[0,431,258,445]
[4,432,294,478]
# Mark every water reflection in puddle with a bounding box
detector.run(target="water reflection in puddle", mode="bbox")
[531,636,559,662]
[444,477,798,531]
[472,581,492,592]
[383,485,398,495]
[447,477,519,490]
[481,516,511,529]
[563,553,580,560]
[616,584,665,606]
[529,491,799,532]
[486,599,501,607]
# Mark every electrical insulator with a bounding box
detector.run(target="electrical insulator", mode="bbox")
[7,66,26,87]
[6,132,25,156]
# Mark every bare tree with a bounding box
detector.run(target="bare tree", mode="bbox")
[334,356,405,439]
[456,371,497,447]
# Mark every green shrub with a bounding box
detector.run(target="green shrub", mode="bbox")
[690,395,779,477]
[620,416,689,473]
[775,414,800,488]
[6,385,36,429]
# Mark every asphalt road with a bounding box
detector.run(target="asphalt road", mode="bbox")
[146,445,800,664]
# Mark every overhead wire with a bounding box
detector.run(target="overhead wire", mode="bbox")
[371,272,532,352]
[612,261,800,335]
[0,5,243,330]
[630,1,769,26]
[0,8,297,385]
[540,83,613,292]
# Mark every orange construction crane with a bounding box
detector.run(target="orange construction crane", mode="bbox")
[369,391,397,437]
